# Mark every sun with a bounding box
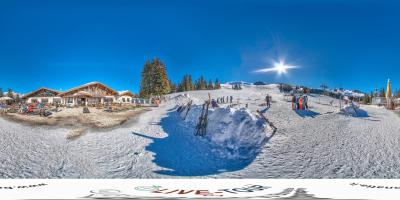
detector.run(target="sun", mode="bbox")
[274,62,289,75]
[253,60,298,75]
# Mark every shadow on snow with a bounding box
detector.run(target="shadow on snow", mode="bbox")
[338,108,370,118]
[132,110,267,177]
[294,110,321,118]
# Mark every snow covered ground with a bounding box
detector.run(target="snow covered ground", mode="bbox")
[1,84,400,178]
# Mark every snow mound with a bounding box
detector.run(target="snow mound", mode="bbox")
[183,105,270,159]
[341,102,367,117]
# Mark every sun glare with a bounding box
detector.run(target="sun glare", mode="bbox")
[275,62,288,75]
[253,60,298,75]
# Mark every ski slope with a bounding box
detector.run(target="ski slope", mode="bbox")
[1,84,400,178]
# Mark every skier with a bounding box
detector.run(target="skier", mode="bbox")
[299,96,304,110]
[292,95,296,110]
[269,95,272,107]
[28,104,33,113]
[38,102,43,114]
[230,96,233,103]
[296,96,301,110]
[266,94,271,108]
[211,99,219,108]
[303,95,308,109]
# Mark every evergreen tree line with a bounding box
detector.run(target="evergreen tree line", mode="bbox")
[139,58,221,98]
[0,87,21,102]
[361,87,400,104]
[375,87,400,98]
[169,75,221,93]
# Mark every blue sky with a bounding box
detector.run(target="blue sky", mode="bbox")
[0,0,399,94]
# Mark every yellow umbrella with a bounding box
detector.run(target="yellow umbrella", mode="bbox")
[386,79,392,99]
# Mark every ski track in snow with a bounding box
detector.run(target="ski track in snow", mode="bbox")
[1,84,400,178]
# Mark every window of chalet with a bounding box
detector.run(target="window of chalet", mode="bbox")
[104,98,113,103]
[41,98,49,104]
[88,98,100,104]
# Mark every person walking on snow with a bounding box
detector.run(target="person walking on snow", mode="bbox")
[303,95,308,109]
[211,99,219,108]
[267,94,272,108]
[299,96,304,110]
[292,95,296,110]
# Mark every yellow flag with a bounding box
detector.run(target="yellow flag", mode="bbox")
[386,79,392,99]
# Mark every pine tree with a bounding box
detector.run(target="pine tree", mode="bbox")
[139,58,171,98]
[15,94,20,103]
[379,87,385,97]
[180,74,194,91]
[152,58,170,96]
[188,75,194,90]
[214,79,221,89]
[184,75,190,91]
[196,76,207,90]
[208,79,214,90]
[0,88,3,97]
[363,94,371,104]
[395,89,400,98]
[139,60,153,98]
[7,88,13,98]
[177,83,184,92]
[168,79,176,93]
[180,75,187,91]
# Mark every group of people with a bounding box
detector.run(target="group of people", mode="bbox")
[17,102,53,116]
[216,96,233,104]
[18,102,39,114]
[291,95,308,110]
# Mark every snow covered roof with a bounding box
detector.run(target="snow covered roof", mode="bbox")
[118,90,134,97]
[0,97,13,100]
[21,87,61,99]
[59,82,118,97]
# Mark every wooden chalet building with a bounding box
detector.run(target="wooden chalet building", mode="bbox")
[117,90,135,104]
[59,82,119,106]
[22,82,143,106]
[22,87,61,104]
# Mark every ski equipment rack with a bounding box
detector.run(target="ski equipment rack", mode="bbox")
[195,101,210,137]
[195,93,211,137]
[183,100,193,120]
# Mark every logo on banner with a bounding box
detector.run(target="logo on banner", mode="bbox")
[83,188,371,200]
[0,183,47,190]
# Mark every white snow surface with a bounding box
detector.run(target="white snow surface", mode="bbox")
[182,104,271,159]
[2,83,400,178]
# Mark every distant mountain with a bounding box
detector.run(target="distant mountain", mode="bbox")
[225,81,253,85]
[3,92,23,98]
